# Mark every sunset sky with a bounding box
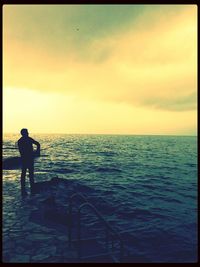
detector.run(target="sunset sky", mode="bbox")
[3,5,197,135]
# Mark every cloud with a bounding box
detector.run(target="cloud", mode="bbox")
[143,91,197,111]
[3,5,144,54]
[3,87,197,135]
[3,5,197,112]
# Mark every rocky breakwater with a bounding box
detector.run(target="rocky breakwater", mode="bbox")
[3,177,79,263]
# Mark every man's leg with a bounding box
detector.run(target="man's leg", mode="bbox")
[21,167,27,197]
[29,163,35,195]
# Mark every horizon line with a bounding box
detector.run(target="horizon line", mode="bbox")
[3,132,197,137]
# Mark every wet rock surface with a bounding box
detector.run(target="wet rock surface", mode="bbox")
[3,177,79,263]
[3,176,133,263]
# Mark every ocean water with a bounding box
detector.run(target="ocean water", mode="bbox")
[3,134,198,262]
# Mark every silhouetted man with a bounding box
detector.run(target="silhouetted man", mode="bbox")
[18,128,40,197]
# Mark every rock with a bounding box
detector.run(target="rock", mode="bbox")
[15,246,25,254]
[2,233,8,240]
[17,211,29,217]
[26,233,53,241]
[3,240,16,249]
[29,206,39,211]
[32,246,57,262]
[42,256,61,263]
[9,229,22,233]
[63,250,77,259]
[15,239,33,250]
[11,227,22,232]
[37,246,57,256]
[57,236,68,242]
[4,196,15,201]
[2,252,10,263]
[32,254,49,261]
[22,223,38,231]
[4,219,15,225]
[3,228,9,234]
[39,226,55,233]
[13,222,24,227]
[9,233,22,238]
[9,254,30,263]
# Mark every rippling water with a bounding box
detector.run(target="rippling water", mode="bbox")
[3,134,197,262]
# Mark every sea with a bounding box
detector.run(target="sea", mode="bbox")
[3,134,198,262]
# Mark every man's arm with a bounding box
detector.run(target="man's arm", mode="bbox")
[17,140,23,156]
[32,139,40,156]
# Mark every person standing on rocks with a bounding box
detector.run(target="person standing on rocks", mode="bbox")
[18,128,40,197]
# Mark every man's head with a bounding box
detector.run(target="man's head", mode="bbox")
[20,128,29,137]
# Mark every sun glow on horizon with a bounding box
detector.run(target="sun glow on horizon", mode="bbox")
[3,87,197,136]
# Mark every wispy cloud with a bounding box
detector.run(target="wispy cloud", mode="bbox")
[143,91,197,111]
[3,5,197,113]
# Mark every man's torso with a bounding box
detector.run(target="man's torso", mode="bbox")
[18,137,34,160]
